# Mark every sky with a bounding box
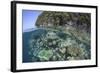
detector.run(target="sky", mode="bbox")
[22,10,42,32]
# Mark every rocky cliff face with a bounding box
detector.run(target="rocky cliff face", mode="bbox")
[36,11,91,33]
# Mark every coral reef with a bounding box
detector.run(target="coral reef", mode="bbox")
[24,26,91,62]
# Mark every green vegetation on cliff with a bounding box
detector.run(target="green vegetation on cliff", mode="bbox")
[36,11,91,33]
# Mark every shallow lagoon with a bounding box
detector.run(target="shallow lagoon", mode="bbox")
[23,26,91,63]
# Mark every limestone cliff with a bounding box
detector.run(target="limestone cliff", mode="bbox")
[36,11,91,33]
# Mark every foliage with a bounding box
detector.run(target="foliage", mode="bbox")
[36,11,91,33]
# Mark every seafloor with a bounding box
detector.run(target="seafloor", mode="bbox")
[23,26,91,62]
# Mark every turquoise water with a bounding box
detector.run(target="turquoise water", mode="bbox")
[23,27,91,63]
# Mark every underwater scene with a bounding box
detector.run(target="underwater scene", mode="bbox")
[22,10,91,63]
